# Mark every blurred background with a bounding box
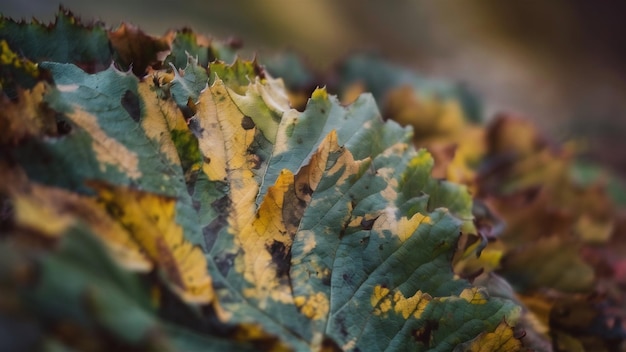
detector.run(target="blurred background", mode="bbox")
[4,0,626,177]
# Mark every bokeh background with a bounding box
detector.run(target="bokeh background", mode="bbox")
[4,0,626,177]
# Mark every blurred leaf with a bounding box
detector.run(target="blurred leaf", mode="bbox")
[108,23,169,76]
[0,8,112,73]
[0,39,41,96]
[5,11,626,351]
[0,82,58,144]
[337,55,483,123]
[0,39,521,350]
[89,181,214,304]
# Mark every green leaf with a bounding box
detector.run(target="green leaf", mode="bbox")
[1,24,522,351]
[0,226,162,349]
[0,9,112,73]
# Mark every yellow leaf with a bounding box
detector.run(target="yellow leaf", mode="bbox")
[138,78,187,166]
[6,175,152,272]
[89,181,214,304]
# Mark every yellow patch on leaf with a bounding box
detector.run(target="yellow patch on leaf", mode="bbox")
[239,169,294,305]
[196,79,257,230]
[138,79,186,166]
[0,82,57,144]
[89,181,214,304]
[12,186,75,238]
[294,292,330,321]
[0,40,39,77]
[323,131,367,187]
[66,107,141,179]
[393,290,432,319]
[371,285,390,308]
[396,213,432,243]
[238,130,364,306]
[464,321,523,352]
[459,287,488,305]
[9,180,152,271]
[371,285,432,318]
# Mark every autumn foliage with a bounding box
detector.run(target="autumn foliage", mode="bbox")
[1,9,625,352]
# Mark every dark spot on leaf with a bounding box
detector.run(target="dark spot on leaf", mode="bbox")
[178,98,198,121]
[203,194,231,251]
[321,336,342,351]
[296,137,303,144]
[335,315,349,338]
[185,169,200,196]
[211,194,231,214]
[298,183,313,196]
[322,271,331,286]
[121,90,141,122]
[192,200,201,212]
[104,202,125,219]
[321,108,326,114]
[55,118,72,136]
[214,252,236,277]
[413,320,439,346]
[204,156,211,164]
[188,117,203,138]
[379,244,384,251]
[360,235,370,247]
[360,216,378,230]
[241,116,255,130]
[179,105,195,120]
[267,240,291,278]
[203,223,220,252]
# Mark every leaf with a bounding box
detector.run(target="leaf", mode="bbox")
[108,23,170,76]
[0,226,163,350]
[0,8,112,73]
[0,18,543,350]
[336,55,483,123]
[0,82,58,144]
[88,181,214,304]
[0,39,41,96]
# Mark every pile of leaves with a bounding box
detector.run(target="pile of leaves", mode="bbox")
[1,9,624,351]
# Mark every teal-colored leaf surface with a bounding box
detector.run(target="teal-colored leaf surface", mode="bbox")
[1,21,521,350]
[0,9,112,72]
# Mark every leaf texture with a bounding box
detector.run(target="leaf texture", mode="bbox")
[0,15,540,351]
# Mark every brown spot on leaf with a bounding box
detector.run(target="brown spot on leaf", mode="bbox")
[360,216,378,231]
[267,240,291,278]
[120,89,141,122]
[413,320,439,346]
[241,115,255,130]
